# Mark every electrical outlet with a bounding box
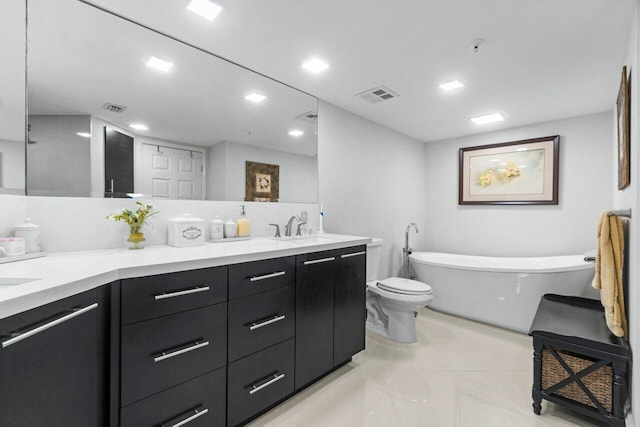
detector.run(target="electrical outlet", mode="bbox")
[300,211,308,221]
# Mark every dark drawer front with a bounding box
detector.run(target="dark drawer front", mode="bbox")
[229,257,294,300]
[121,304,227,406]
[227,339,295,427]
[121,367,226,427]
[121,266,227,325]
[228,286,295,362]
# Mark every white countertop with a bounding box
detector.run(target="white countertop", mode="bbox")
[0,234,371,319]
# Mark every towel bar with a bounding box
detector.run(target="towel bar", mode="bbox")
[607,209,631,218]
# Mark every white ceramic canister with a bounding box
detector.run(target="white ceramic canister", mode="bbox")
[14,218,41,253]
[211,216,224,241]
[223,219,237,238]
[167,213,206,247]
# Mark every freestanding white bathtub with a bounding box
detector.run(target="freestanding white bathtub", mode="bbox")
[409,252,598,333]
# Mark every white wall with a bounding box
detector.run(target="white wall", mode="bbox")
[207,142,227,201]
[0,140,25,193]
[0,195,318,253]
[424,112,613,257]
[27,115,91,197]
[318,101,427,278]
[0,195,27,237]
[207,141,317,203]
[618,2,640,424]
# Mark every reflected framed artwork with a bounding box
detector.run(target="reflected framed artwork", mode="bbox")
[459,135,560,205]
[246,161,279,202]
[617,66,630,190]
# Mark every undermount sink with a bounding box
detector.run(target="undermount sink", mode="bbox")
[0,278,40,287]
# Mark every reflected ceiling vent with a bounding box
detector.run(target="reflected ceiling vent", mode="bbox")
[101,102,127,113]
[295,111,318,124]
[355,85,399,103]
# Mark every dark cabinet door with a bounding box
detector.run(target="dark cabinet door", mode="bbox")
[334,246,367,366]
[0,289,106,427]
[227,339,294,427]
[295,249,340,389]
[104,126,134,198]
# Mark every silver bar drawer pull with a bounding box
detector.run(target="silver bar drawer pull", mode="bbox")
[303,256,336,265]
[341,251,366,258]
[249,314,286,331]
[2,303,99,349]
[249,271,286,282]
[154,286,210,300]
[249,372,285,395]
[162,407,209,427]
[154,340,209,362]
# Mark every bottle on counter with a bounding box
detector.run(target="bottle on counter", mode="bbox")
[236,205,250,238]
[224,218,237,238]
[211,216,224,241]
[14,218,41,253]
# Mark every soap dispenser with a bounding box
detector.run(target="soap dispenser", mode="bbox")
[236,205,250,238]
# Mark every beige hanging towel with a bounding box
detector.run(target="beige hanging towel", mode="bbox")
[592,211,627,338]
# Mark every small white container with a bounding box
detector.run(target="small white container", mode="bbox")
[211,216,224,241]
[14,218,41,253]
[168,214,206,247]
[223,219,237,238]
[0,237,26,256]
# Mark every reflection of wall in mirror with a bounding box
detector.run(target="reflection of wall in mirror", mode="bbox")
[207,141,317,203]
[0,140,25,194]
[27,115,91,197]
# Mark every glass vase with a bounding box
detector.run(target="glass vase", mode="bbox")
[127,225,145,250]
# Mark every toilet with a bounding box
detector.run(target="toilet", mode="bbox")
[366,238,433,343]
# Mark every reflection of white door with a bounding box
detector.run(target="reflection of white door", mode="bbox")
[142,144,203,199]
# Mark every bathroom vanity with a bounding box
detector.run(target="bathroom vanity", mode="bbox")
[0,235,368,426]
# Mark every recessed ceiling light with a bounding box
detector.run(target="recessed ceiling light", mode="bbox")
[470,113,504,125]
[76,132,91,138]
[245,93,266,103]
[440,80,464,91]
[146,56,173,72]
[187,0,223,21]
[130,123,148,131]
[302,58,330,74]
[289,130,304,137]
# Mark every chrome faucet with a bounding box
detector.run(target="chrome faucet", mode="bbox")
[284,215,300,237]
[403,223,419,279]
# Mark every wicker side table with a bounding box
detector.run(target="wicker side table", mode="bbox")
[529,294,631,427]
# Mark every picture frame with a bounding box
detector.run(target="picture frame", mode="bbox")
[459,135,560,205]
[617,65,630,190]
[245,161,279,202]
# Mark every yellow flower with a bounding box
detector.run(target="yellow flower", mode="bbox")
[479,172,494,186]
[502,162,521,178]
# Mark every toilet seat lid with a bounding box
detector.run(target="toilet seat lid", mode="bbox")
[377,277,432,295]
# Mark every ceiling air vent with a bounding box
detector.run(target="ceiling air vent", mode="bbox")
[355,85,399,104]
[295,111,318,124]
[101,102,127,113]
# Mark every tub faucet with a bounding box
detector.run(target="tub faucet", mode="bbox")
[284,215,300,236]
[404,223,419,279]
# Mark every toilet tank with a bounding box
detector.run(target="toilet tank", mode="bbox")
[366,238,383,282]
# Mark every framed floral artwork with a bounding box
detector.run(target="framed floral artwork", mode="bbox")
[617,66,631,190]
[459,135,560,205]
[245,161,279,202]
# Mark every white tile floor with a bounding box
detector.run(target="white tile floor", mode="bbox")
[248,308,608,426]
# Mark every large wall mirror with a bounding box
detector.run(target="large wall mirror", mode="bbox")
[0,0,26,195]
[26,0,318,202]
